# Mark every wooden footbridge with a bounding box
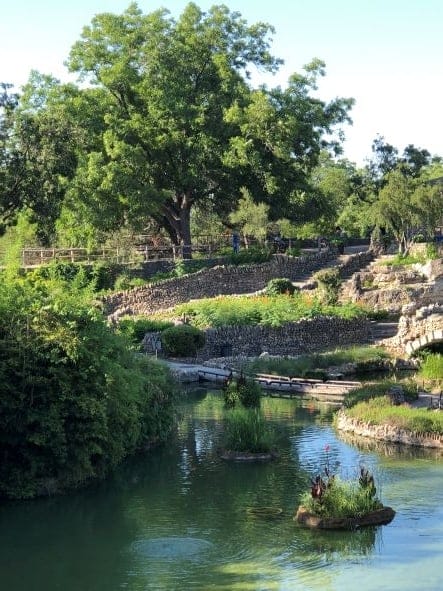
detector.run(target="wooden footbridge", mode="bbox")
[197,366,362,402]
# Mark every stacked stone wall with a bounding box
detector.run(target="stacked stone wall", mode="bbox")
[144,317,372,360]
[104,250,374,319]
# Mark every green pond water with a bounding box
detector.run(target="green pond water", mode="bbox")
[1,391,442,591]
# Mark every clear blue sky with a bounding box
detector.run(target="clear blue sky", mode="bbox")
[2,0,442,165]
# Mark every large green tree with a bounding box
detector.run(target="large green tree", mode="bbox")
[0,74,87,244]
[64,2,353,256]
[372,166,442,255]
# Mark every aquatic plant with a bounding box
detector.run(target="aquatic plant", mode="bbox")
[300,447,383,518]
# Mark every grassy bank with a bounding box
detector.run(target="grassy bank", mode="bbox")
[342,395,443,435]
[166,293,366,329]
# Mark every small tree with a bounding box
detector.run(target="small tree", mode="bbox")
[373,167,442,256]
[229,188,269,248]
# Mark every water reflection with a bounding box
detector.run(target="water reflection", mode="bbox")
[0,391,442,591]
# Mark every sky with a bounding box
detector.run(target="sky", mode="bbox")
[1,0,442,166]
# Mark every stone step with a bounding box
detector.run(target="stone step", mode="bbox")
[370,322,399,340]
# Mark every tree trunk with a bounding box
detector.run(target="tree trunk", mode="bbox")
[159,191,194,259]
[179,203,192,259]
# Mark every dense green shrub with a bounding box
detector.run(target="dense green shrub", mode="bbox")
[0,277,176,499]
[314,268,342,305]
[160,324,206,357]
[116,317,174,346]
[89,261,122,291]
[265,278,296,296]
[29,260,123,292]
[227,246,272,265]
[425,242,440,260]
[113,274,147,291]
[223,375,262,408]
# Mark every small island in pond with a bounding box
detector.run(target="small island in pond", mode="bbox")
[295,453,395,530]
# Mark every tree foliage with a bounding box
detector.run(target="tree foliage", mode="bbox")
[372,166,442,254]
[0,75,83,244]
[57,2,354,255]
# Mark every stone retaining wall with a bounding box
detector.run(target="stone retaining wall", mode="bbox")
[384,302,443,356]
[336,410,443,449]
[144,317,372,360]
[104,250,374,319]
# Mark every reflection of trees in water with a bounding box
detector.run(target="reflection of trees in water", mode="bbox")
[337,430,443,461]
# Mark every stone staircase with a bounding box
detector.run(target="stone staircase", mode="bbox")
[369,321,399,344]
[294,250,375,290]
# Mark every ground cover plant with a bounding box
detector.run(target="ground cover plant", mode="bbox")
[167,293,366,329]
[379,253,425,266]
[160,324,206,357]
[343,379,417,408]
[223,374,262,408]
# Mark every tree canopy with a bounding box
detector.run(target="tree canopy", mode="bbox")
[59,2,353,256]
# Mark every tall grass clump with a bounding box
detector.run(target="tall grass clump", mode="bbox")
[223,408,274,453]
[300,446,383,519]
[419,353,443,383]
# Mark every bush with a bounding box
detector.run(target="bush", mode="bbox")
[224,374,262,408]
[314,268,342,305]
[117,317,174,346]
[0,277,176,499]
[426,242,440,260]
[114,274,147,291]
[265,278,296,296]
[227,246,272,265]
[89,261,122,291]
[160,324,206,357]
[223,408,274,453]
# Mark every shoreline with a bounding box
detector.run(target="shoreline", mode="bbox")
[335,410,443,449]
